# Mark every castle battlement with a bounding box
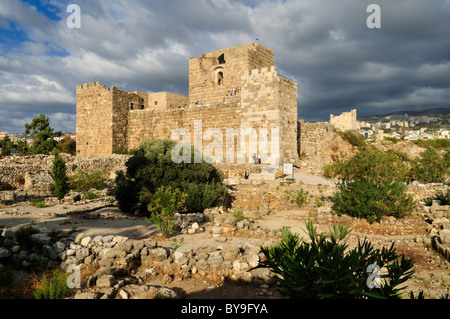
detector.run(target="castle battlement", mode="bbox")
[76,81,109,91]
[242,66,277,80]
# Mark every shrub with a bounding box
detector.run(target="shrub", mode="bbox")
[284,188,308,207]
[146,186,187,237]
[324,146,415,222]
[324,146,410,182]
[82,191,97,200]
[384,136,402,144]
[410,147,446,183]
[69,170,107,193]
[254,222,417,299]
[14,226,40,250]
[232,208,247,221]
[337,131,367,148]
[57,137,76,155]
[413,139,450,151]
[0,266,16,288]
[332,179,415,222]
[52,149,68,201]
[113,146,131,154]
[115,138,227,214]
[436,190,450,205]
[31,199,46,208]
[33,270,74,299]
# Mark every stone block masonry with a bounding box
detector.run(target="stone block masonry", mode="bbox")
[76,43,298,164]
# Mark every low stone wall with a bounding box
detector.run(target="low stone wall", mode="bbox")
[407,182,448,203]
[421,204,450,261]
[0,154,129,204]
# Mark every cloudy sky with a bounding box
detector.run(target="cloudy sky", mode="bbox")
[0,0,449,133]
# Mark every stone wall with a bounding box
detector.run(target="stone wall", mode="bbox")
[189,43,274,106]
[298,121,355,174]
[127,102,242,156]
[0,154,129,204]
[241,67,298,164]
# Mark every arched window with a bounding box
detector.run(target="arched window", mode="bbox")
[217,72,224,86]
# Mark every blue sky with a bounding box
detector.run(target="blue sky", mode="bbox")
[0,0,449,133]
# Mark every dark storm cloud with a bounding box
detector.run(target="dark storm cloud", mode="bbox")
[0,0,449,133]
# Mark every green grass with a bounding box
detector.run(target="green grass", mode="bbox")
[413,139,450,150]
[31,199,46,208]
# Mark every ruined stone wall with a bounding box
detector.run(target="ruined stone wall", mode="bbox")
[0,154,129,204]
[298,121,355,174]
[330,109,357,131]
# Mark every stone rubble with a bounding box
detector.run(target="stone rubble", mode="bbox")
[0,211,278,299]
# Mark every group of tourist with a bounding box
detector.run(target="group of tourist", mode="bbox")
[169,101,204,109]
[244,154,262,180]
[226,87,241,96]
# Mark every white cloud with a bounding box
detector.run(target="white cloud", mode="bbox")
[0,0,449,133]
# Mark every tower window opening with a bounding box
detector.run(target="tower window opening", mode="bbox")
[218,53,225,65]
[217,72,224,86]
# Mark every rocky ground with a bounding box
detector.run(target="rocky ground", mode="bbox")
[0,171,449,300]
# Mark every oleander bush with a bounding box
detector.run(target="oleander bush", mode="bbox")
[254,222,417,299]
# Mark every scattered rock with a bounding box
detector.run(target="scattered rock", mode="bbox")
[97,275,115,288]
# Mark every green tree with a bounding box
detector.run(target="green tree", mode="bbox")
[411,147,446,183]
[52,149,68,201]
[0,135,12,156]
[25,114,61,155]
[115,138,227,214]
[14,140,29,155]
[57,137,76,155]
[324,146,415,222]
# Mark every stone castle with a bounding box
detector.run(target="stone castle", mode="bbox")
[76,43,298,164]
